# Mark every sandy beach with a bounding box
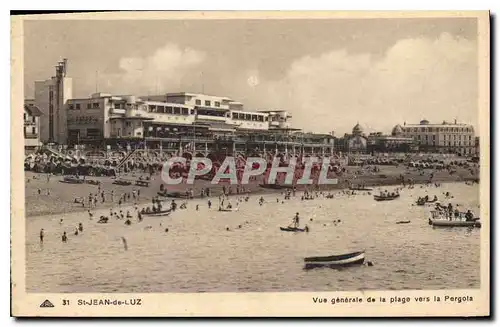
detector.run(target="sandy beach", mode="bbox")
[24,164,479,218]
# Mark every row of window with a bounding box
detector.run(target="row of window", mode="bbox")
[412,134,472,141]
[148,106,193,115]
[68,103,100,110]
[404,127,473,133]
[68,128,101,137]
[231,112,266,122]
[195,99,221,107]
[418,140,472,147]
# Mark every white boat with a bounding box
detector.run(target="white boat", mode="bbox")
[304,251,365,269]
[429,211,480,228]
[218,207,239,212]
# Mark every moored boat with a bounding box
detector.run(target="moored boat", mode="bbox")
[61,175,85,184]
[163,191,189,198]
[218,207,239,212]
[373,194,400,201]
[349,187,373,191]
[428,218,480,228]
[112,179,132,186]
[429,210,480,228]
[280,227,306,232]
[304,250,365,269]
[259,183,294,190]
[142,209,172,217]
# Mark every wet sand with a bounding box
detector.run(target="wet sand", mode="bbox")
[24,165,478,217]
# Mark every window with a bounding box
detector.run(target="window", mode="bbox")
[182,108,188,115]
[32,116,36,123]
[87,103,91,109]
[432,135,436,140]
[74,103,80,110]
[417,135,421,140]
[87,128,101,138]
[32,127,35,134]
[126,122,131,127]
[115,103,122,109]
[92,102,99,109]
[23,113,26,121]
[195,99,202,105]
[205,100,211,106]
[190,109,195,115]
[69,104,74,110]
[174,107,180,115]
[215,101,221,107]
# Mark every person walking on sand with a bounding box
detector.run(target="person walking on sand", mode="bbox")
[62,232,67,243]
[39,229,44,244]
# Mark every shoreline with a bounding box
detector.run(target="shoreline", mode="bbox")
[25,166,479,218]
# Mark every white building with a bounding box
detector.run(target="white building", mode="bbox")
[392,119,476,155]
[24,101,43,149]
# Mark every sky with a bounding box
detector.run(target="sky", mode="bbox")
[23,17,479,135]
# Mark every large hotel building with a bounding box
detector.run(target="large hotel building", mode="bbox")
[25,60,477,156]
[391,120,476,155]
[28,60,335,156]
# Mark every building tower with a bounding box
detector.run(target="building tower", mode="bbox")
[34,59,73,144]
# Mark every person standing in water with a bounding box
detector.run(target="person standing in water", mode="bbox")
[293,212,300,228]
[78,223,83,232]
[62,232,67,243]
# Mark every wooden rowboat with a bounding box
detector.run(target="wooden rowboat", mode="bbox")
[61,176,85,184]
[280,227,306,232]
[428,218,481,228]
[142,209,172,217]
[373,194,400,201]
[112,179,132,186]
[259,183,294,190]
[218,207,239,212]
[304,250,365,269]
[349,187,373,191]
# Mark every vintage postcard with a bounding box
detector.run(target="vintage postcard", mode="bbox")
[11,11,490,317]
